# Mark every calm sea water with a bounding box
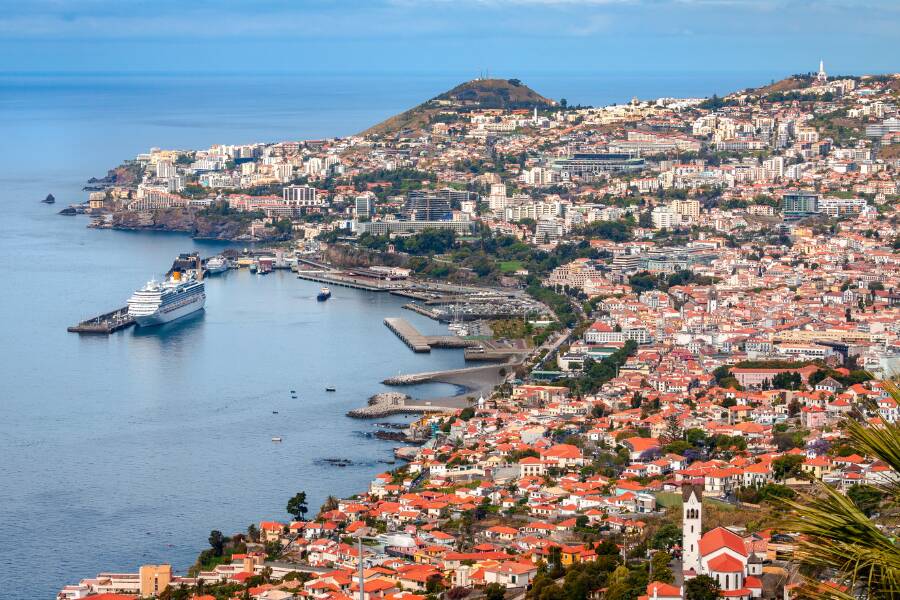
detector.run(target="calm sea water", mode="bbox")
[0,70,780,599]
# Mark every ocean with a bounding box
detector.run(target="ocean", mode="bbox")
[0,70,781,599]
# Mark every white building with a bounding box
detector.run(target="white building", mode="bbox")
[283,185,322,207]
[652,205,677,230]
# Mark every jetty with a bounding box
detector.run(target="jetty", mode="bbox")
[382,362,510,385]
[401,302,442,320]
[68,306,135,334]
[384,317,478,353]
[297,271,402,292]
[346,392,451,418]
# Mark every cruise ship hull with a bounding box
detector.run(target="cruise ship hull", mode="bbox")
[134,296,205,327]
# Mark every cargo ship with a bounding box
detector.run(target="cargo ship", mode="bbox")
[127,271,206,327]
[317,287,331,301]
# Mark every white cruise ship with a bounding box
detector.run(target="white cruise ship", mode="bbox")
[205,255,229,274]
[127,272,206,327]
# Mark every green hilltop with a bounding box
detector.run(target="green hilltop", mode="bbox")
[361,78,556,138]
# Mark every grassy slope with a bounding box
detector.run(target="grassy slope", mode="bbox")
[360,79,554,138]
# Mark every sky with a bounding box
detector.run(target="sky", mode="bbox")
[0,0,897,76]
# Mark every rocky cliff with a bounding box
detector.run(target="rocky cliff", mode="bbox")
[107,208,286,241]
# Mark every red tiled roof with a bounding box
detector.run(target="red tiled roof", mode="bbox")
[699,527,748,558]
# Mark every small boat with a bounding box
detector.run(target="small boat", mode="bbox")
[325,387,336,392]
[272,437,283,442]
[249,263,258,273]
[272,411,279,414]
[42,193,56,204]
[317,287,332,301]
[290,390,296,393]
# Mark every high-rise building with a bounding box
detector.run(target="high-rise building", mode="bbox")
[156,161,176,179]
[670,199,700,220]
[651,205,677,229]
[782,192,820,217]
[403,191,452,221]
[355,194,375,219]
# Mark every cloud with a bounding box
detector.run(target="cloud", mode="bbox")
[0,0,896,46]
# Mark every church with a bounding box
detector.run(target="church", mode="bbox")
[681,484,764,599]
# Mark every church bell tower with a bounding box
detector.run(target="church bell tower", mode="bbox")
[682,483,703,575]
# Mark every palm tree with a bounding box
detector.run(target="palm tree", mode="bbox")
[782,379,900,600]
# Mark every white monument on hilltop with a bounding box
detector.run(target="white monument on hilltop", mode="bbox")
[817,60,828,83]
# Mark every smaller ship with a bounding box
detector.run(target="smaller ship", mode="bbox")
[42,193,56,204]
[317,287,332,301]
[205,255,228,274]
[258,258,274,274]
[325,387,336,392]
[272,437,283,442]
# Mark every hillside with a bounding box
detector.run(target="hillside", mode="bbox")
[361,78,555,138]
[752,75,814,95]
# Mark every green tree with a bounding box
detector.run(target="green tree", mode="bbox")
[426,573,446,595]
[772,455,804,481]
[208,530,225,557]
[604,566,633,600]
[685,575,720,600]
[484,582,506,600]
[286,491,309,520]
[846,484,884,517]
[650,551,674,583]
[651,523,681,550]
[247,523,259,543]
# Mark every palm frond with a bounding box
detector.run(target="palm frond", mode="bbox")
[782,379,900,599]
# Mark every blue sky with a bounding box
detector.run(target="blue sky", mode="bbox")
[0,0,897,76]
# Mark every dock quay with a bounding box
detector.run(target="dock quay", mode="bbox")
[402,302,442,320]
[384,318,479,352]
[390,290,434,301]
[68,306,135,334]
[384,317,432,352]
[297,271,404,292]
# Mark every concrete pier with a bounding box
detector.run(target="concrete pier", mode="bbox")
[297,271,403,292]
[384,318,432,352]
[384,318,479,353]
[68,307,135,334]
